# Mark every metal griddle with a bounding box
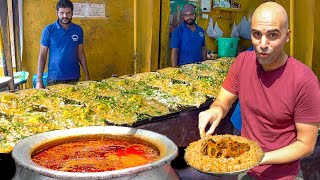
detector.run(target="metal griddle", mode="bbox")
[104,97,215,127]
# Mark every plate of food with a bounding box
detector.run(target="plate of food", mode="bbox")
[184,134,264,176]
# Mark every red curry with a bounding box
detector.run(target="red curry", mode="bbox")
[32,139,160,172]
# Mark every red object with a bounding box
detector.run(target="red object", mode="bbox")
[222,51,320,179]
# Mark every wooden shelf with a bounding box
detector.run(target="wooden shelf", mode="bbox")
[212,7,243,13]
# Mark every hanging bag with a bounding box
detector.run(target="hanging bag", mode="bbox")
[237,16,251,40]
[206,17,215,38]
[213,22,223,39]
[231,22,239,38]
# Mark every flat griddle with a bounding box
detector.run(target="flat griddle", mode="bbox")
[105,110,181,127]
[104,97,214,127]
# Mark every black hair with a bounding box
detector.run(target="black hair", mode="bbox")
[56,0,74,11]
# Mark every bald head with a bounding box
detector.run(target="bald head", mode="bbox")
[252,2,288,30]
[250,2,291,70]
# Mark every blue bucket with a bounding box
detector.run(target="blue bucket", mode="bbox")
[33,72,48,88]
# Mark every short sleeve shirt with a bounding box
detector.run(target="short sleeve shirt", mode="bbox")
[171,23,205,66]
[41,20,83,80]
[222,51,320,179]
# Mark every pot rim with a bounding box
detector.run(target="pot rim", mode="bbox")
[12,126,178,179]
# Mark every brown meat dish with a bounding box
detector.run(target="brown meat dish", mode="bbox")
[185,135,264,173]
[200,137,250,158]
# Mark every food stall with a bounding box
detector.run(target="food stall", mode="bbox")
[0,57,319,180]
[0,58,235,179]
[1,0,319,179]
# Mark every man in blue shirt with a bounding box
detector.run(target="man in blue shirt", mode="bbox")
[230,46,254,134]
[36,0,90,88]
[171,3,206,67]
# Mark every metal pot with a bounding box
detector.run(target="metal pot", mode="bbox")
[12,126,179,180]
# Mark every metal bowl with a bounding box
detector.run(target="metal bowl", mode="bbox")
[12,126,178,180]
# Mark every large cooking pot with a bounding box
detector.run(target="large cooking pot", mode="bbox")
[12,126,179,180]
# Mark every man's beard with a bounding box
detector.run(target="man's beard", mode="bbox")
[59,17,72,25]
[184,17,196,25]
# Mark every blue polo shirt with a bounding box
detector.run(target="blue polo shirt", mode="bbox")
[40,20,83,80]
[171,23,205,66]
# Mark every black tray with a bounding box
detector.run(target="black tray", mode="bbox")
[104,96,213,127]
[105,110,181,127]
[178,97,214,113]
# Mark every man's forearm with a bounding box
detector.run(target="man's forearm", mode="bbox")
[260,123,319,165]
[209,87,236,119]
[210,99,230,119]
[79,58,90,79]
[78,45,90,79]
[202,46,207,61]
[37,55,46,81]
[171,48,179,67]
[171,57,178,67]
[36,52,47,89]
[261,140,314,165]
[37,45,49,82]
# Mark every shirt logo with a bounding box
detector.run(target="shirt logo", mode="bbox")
[199,32,204,37]
[71,34,79,42]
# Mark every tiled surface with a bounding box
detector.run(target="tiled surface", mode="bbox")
[172,132,320,180]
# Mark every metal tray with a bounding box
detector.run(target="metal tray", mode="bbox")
[189,160,263,177]
[193,166,251,176]
[178,97,214,112]
[104,96,213,127]
[188,154,264,176]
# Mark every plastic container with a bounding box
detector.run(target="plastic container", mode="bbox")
[32,72,48,88]
[14,71,29,84]
[216,38,240,58]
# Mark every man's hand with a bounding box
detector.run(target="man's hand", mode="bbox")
[198,106,224,138]
[198,88,237,138]
[36,81,45,89]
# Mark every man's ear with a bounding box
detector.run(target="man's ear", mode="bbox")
[286,29,290,42]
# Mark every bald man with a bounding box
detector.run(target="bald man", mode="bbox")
[198,2,320,179]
